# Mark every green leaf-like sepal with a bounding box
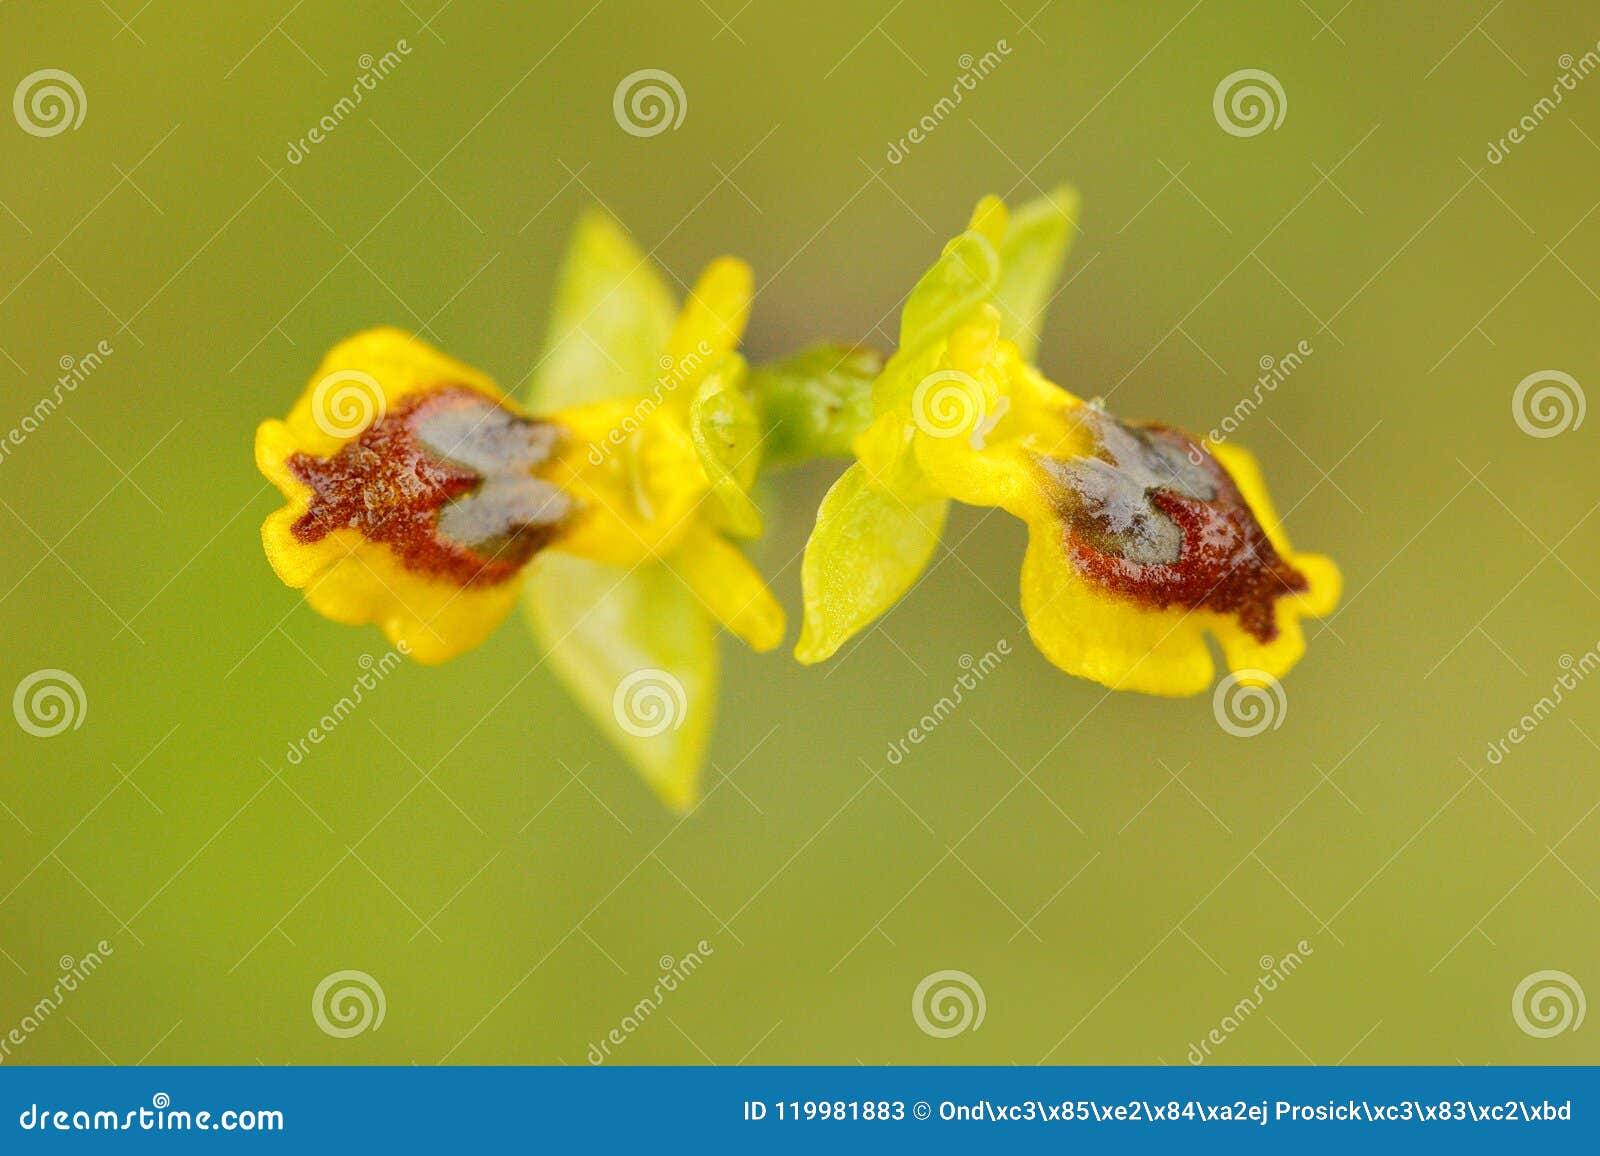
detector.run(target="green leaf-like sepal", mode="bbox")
[794,446,948,665]
[524,554,716,812]
[993,184,1080,360]
[527,209,677,411]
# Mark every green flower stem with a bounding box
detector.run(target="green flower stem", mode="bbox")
[746,344,882,470]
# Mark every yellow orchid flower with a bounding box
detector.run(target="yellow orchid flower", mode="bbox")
[797,188,1340,696]
[255,212,783,808]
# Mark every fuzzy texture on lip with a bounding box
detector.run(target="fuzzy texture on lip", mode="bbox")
[254,327,559,665]
[286,386,570,588]
[1047,416,1309,645]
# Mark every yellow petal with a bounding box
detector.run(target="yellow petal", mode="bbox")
[670,523,785,652]
[1201,439,1341,673]
[1020,520,1216,696]
[1203,549,1340,678]
[666,256,752,391]
[547,400,707,566]
[967,194,1008,245]
[687,354,764,539]
[282,327,503,457]
[299,537,523,664]
[1287,550,1342,618]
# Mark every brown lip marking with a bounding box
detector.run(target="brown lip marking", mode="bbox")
[1045,413,1308,642]
[287,386,571,587]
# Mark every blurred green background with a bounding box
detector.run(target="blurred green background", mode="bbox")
[2,0,1598,1066]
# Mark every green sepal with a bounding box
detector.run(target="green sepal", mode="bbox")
[745,344,880,469]
[874,230,1002,414]
[794,441,949,665]
[524,554,716,812]
[993,184,1080,360]
[526,209,677,411]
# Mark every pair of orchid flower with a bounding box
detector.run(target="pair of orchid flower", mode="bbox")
[255,187,1339,810]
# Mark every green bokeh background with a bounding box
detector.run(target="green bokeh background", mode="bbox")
[2,0,1598,1065]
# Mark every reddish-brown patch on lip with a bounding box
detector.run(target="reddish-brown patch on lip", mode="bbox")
[287,386,570,587]
[1047,414,1307,642]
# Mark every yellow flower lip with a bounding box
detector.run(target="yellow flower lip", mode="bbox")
[254,327,574,664]
[1039,409,1309,645]
[284,384,573,588]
